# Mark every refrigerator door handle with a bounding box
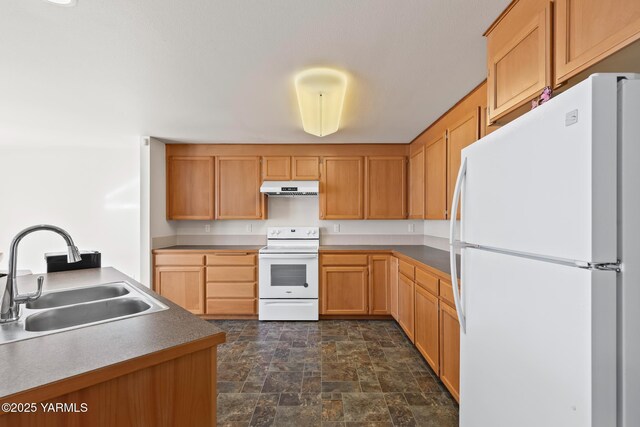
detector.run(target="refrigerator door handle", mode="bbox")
[449,156,467,333]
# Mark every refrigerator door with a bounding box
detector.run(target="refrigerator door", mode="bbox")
[461,74,624,263]
[460,248,616,427]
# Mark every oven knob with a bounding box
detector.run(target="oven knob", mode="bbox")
[269,230,275,236]
[303,283,309,288]
[306,230,311,235]
[275,230,281,235]
[311,230,317,235]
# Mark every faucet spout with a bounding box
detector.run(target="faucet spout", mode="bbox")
[0,225,81,323]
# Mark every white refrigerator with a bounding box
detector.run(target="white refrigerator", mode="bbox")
[449,74,639,427]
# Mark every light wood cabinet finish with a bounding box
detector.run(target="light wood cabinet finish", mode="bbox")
[206,253,256,266]
[439,279,455,308]
[416,268,439,296]
[425,133,448,220]
[155,253,205,266]
[447,108,480,219]
[555,0,640,85]
[215,156,263,219]
[321,157,364,219]
[203,253,258,315]
[415,284,440,373]
[485,0,552,123]
[155,266,205,315]
[206,282,256,299]
[365,156,407,219]
[390,257,399,321]
[321,266,369,315]
[206,266,256,282]
[206,299,256,315]
[399,259,415,280]
[292,156,321,180]
[262,156,291,180]
[167,156,214,220]
[408,147,425,218]
[398,273,415,342]
[321,254,369,266]
[369,255,390,315]
[439,300,461,402]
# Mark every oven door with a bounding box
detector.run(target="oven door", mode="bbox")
[259,253,318,299]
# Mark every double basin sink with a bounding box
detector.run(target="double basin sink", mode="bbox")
[0,281,168,344]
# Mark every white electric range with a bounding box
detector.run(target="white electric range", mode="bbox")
[258,226,319,321]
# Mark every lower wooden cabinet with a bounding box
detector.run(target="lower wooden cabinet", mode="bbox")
[321,266,369,315]
[414,284,440,373]
[369,255,390,315]
[439,299,461,401]
[397,273,415,342]
[155,266,205,315]
[205,253,258,315]
[389,257,399,320]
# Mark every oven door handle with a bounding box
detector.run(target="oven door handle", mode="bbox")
[259,253,318,259]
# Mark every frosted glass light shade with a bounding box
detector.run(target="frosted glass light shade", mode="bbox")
[295,68,347,137]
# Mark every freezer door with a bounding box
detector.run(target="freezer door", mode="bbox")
[460,248,616,427]
[461,74,623,263]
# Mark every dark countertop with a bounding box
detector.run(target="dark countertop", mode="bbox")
[0,267,225,398]
[154,245,262,251]
[320,245,459,277]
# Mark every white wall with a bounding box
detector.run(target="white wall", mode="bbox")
[0,143,141,279]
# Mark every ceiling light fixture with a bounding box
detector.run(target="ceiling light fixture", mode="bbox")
[44,0,77,6]
[294,68,348,137]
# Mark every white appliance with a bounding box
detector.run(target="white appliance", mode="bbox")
[259,226,319,320]
[260,180,319,196]
[449,74,639,427]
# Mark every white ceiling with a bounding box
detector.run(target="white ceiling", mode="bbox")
[0,0,510,145]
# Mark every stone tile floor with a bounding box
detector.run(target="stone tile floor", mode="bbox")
[211,319,458,427]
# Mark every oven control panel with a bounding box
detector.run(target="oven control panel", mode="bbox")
[266,227,319,239]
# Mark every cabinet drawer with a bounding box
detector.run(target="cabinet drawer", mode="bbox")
[439,279,455,307]
[416,269,439,296]
[206,254,256,266]
[206,266,256,282]
[399,260,415,280]
[155,253,205,266]
[206,298,256,315]
[206,282,256,299]
[321,254,368,266]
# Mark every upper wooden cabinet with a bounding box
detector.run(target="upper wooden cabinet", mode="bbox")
[408,147,425,219]
[425,133,447,220]
[321,265,369,315]
[365,156,407,219]
[555,0,640,85]
[447,107,480,219]
[292,156,321,180]
[167,156,214,220]
[485,0,552,123]
[263,156,321,180]
[262,156,291,180]
[321,157,364,219]
[215,156,264,219]
[369,255,391,315]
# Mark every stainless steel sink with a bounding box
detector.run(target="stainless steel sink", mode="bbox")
[26,283,130,309]
[0,281,168,344]
[25,298,151,332]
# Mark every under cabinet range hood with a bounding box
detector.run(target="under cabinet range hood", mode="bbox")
[260,180,319,197]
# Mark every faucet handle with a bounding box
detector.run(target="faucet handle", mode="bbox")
[15,276,44,303]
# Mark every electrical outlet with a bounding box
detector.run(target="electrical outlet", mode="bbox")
[408,223,415,233]
[246,224,252,233]
[204,224,211,233]
[333,224,340,233]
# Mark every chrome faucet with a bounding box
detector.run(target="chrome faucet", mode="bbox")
[0,225,82,323]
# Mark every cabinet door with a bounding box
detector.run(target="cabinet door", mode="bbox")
[415,285,440,374]
[369,255,390,315]
[216,157,263,219]
[292,156,320,180]
[321,266,368,315]
[155,266,205,315]
[555,0,640,85]
[447,108,480,219]
[439,301,460,402]
[167,156,214,220]
[365,157,407,219]
[262,156,291,180]
[408,147,425,219]
[425,133,448,220]
[486,0,552,122]
[321,157,364,219]
[390,257,399,320]
[398,274,415,342]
